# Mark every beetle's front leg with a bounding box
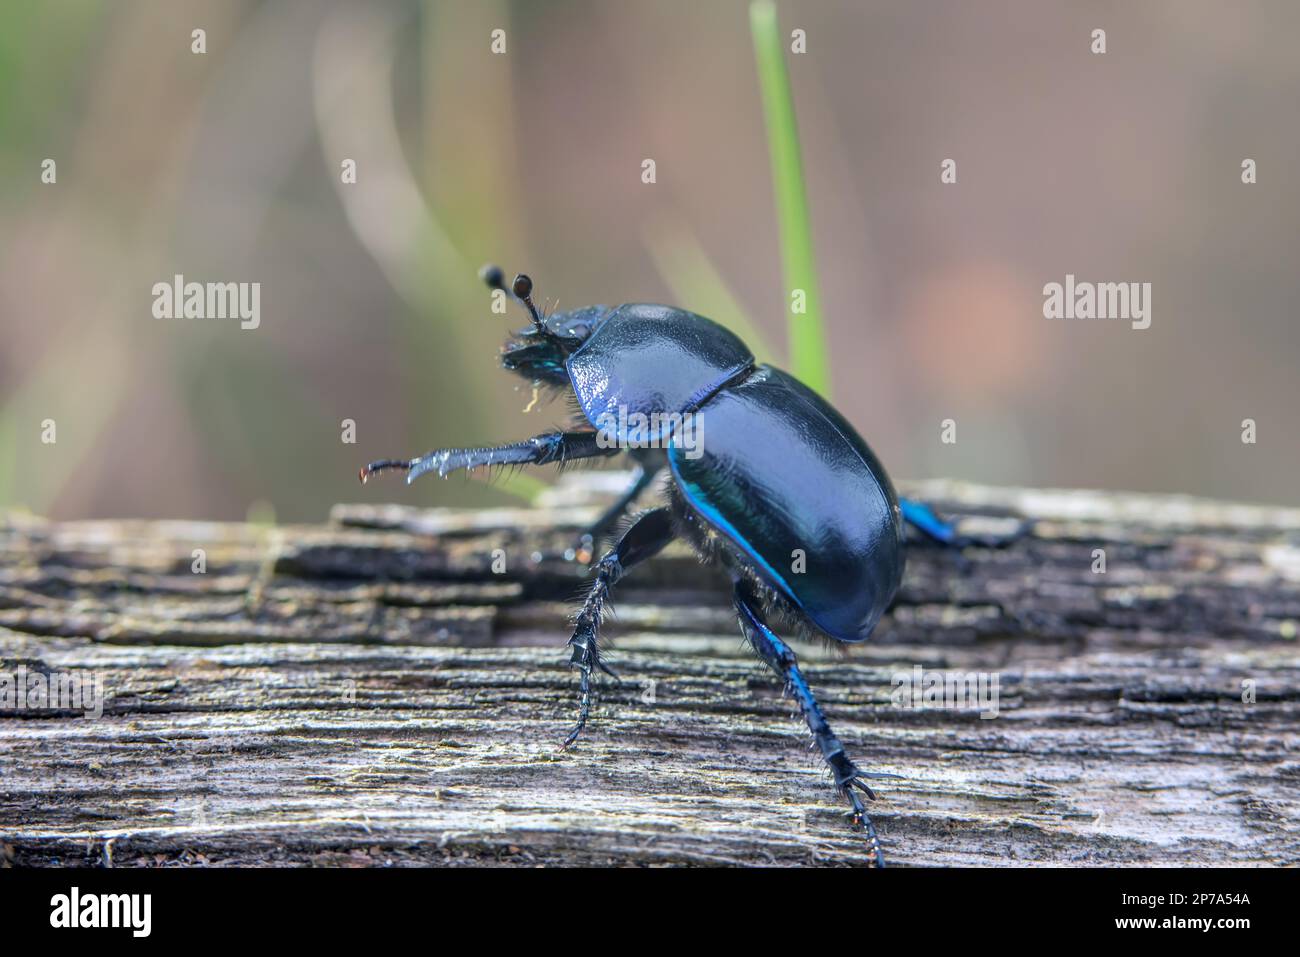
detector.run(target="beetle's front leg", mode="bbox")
[561,507,676,750]
[733,579,897,867]
[360,430,619,485]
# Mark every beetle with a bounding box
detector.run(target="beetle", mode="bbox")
[360,265,984,866]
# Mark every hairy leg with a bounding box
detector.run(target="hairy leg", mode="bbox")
[561,507,676,749]
[360,430,618,485]
[733,579,895,866]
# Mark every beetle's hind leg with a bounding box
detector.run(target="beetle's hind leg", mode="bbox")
[733,579,895,867]
[899,496,1031,549]
[560,507,676,750]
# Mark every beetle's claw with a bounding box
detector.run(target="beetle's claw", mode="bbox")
[840,765,900,799]
[848,776,878,800]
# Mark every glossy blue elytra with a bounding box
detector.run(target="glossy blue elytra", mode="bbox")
[360,265,996,866]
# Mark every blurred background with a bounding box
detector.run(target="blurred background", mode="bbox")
[1,0,1297,523]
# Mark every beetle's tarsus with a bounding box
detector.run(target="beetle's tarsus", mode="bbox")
[560,650,594,752]
[838,770,887,867]
[358,459,412,484]
[845,792,886,869]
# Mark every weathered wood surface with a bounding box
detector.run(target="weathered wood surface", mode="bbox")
[1,473,1298,867]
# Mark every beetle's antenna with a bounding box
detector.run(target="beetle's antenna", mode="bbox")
[511,273,548,334]
[480,264,553,339]
[480,263,509,296]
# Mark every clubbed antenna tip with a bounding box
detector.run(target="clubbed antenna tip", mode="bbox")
[479,263,550,337]
[479,263,506,292]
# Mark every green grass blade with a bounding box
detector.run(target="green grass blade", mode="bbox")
[749,0,831,397]
[492,470,550,504]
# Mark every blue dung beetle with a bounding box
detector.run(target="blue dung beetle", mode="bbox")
[360,265,986,866]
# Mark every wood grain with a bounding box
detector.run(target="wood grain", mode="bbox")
[1,474,1298,867]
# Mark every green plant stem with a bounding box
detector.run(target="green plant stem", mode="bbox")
[749,0,832,397]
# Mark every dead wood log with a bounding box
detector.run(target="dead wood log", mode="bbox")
[1,473,1298,867]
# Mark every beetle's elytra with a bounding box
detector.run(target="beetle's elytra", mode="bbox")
[360,265,972,866]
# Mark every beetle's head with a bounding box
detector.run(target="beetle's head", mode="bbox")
[481,265,598,385]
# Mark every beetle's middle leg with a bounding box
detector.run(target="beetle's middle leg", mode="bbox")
[732,578,894,867]
[561,506,676,750]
